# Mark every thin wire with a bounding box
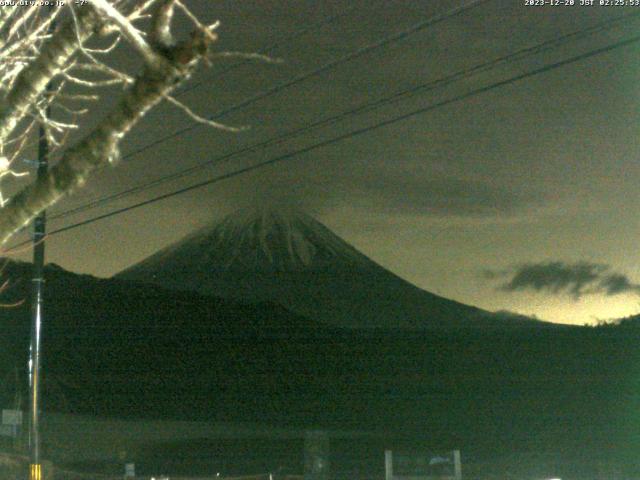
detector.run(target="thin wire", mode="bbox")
[113,0,492,162]
[3,0,491,248]
[12,32,637,248]
[48,10,640,222]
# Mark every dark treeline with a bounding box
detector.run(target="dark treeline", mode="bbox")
[0,260,639,478]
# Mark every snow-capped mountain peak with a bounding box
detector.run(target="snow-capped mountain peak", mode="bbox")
[155,205,369,273]
[117,207,541,329]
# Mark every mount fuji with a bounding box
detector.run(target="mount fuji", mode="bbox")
[116,207,541,329]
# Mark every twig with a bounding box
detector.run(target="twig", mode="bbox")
[164,95,246,132]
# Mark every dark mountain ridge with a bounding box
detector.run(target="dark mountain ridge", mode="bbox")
[1,259,640,477]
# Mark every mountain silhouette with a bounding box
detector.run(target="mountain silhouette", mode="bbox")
[117,206,542,329]
[0,259,634,477]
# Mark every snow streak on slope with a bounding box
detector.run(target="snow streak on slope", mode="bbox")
[204,206,370,271]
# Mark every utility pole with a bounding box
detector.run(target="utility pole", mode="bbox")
[28,104,48,480]
[28,8,54,480]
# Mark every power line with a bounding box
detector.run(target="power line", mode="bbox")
[16,32,639,247]
[40,2,376,222]
[112,0,492,162]
[48,10,640,223]
[4,0,492,249]
[47,0,494,222]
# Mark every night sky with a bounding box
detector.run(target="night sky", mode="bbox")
[7,0,640,325]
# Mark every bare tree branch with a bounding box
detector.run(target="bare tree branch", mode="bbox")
[91,0,165,67]
[164,95,244,132]
[151,0,177,48]
[0,7,102,147]
[0,22,214,244]
[0,1,257,247]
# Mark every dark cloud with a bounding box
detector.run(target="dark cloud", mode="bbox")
[487,261,640,299]
[481,268,509,280]
[219,164,539,218]
[334,171,537,217]
[599,273,640,296]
